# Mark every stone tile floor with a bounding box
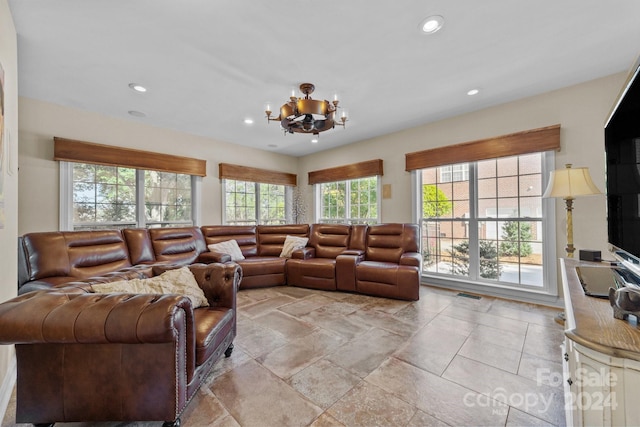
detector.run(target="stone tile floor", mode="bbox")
[2,285,566,427]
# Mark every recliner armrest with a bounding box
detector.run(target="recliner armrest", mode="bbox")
[292,247,316,259]
[400,252,422,267]
[336,252,365,292]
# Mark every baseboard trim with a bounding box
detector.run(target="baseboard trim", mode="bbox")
[0,354,16,423]
[421,280,564,308]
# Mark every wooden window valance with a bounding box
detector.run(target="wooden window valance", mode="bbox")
[308,159,384,185]
[53,137,207,177]
[404,124,561,171]
[218,163,297,186]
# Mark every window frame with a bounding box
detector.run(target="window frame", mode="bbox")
[60,161,202,230]
[412,151,558,302]
[221,179,291,225]
[315,175,381,224]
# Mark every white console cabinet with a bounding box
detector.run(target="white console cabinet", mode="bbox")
[561,259,640,426]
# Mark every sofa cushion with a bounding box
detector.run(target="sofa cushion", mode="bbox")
[280,235,309,258]
[92,267,209,308]
[208,240,245,261]
[194,308,235,365]
[237,257,287,277]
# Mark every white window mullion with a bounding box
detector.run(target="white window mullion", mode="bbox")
[254,182,261,224]
[59,161,73,231]
[136,169,145,228]
[192,176,202,226]
[468,162,480,280]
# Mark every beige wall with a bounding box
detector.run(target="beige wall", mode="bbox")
[18,98,298,233]
[299,72,627,267]
[0,0,19,408]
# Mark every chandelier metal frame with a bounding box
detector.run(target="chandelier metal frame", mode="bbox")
[265,83,347,136]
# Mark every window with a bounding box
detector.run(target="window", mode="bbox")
[420,153,548,288]
[56,138,205,231]
[144,170,193,227]
[223,179,287,225]
[63,162,198,230]
[318,176,379,224]
[440,164,469,183]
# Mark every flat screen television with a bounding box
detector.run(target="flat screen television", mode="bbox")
[605,55,640,278]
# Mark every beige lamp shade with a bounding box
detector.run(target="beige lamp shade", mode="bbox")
[542,164,601,199]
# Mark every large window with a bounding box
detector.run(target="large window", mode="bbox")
[420,153,548,288]
[224,179,287,225]
[318,176,379,224]
[63,162,197,230]
[56,138,205,231]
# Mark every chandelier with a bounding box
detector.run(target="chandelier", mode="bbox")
[265,83,347,136]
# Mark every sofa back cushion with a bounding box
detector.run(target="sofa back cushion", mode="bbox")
[21,232,71,280]
[257,224,310,257]
[349,224,368,251]
[122,228,156,264]
[201,225,258,257]
[64,231,133,278]
[309,224,351,259]
[148,227,207,264]
[21,230,133,282]
[365,223,419,263]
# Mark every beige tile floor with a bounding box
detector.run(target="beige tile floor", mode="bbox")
[2,285,566,427]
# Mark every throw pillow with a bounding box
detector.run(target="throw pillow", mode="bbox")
[280,235,309,258]
[207,240,245,261]
[92,266,209,308]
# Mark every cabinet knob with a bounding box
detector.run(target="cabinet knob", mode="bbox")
[564,353,569,362]
[567,378,573,386]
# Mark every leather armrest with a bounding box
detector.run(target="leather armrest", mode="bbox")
[188,263,240,309]
[400,252,422,267]
[197,251,232,264]
[292,247,316,259]
[342,249,365,257]
[0,291,192,345]
[336,252,364,292]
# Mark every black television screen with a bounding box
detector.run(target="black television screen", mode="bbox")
[606,57,640,261]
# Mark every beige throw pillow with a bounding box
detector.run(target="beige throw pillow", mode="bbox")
[280,235,309,258]
[92,266,209,308]
[207,240,245,261]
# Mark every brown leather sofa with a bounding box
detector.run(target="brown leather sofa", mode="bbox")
[201,224,309,289]
[0,262,241,426]
[18,223,421,301]
[286,223,357,291]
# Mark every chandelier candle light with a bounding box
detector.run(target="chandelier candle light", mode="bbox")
[542,163,602,258]
[265,83,347,137]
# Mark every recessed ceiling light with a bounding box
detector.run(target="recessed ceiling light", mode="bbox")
[467,89,480,96]
[419,15,444,34]
[128,83,147,93]
[267,144,278,148]
[311,138,319,144]
[244,118,254,125]
[128,110,146,117]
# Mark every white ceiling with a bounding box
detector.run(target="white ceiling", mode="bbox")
[8,1,640,157]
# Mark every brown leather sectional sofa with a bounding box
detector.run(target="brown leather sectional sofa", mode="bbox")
[18,222,422,301]
[5,222,420,425]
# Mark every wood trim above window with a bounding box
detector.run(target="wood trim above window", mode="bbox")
[405,124,561,171]
[218,163,297,186]
[54,137,207,176]
[308,159,384,185]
